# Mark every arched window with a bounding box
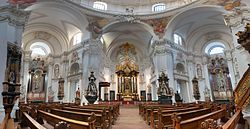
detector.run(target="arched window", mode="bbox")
[30,42,51,57]
[205,42,225,55]
[152,3,166,12]
[93,1,107,10]
[73,33,82,45]
[209,46,224,55]
[174,34,182,45]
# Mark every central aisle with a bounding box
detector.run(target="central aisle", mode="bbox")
[112,105,151,129]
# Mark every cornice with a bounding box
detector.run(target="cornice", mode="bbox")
[0,5,31,27]
[152,39,188,56]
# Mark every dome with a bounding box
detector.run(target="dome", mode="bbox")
[74,0,198,14]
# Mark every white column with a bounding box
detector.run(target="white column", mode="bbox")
[22,51,31,103]
[185,81,191,102]
[61,52,69,102]
[198,78,205,101]
[46,60,53,102]
[224,50,237,90]
[202,62,213,101]
[187,58,195,102]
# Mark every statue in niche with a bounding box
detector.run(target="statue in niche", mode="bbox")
[71,51,79,63]
[8,70,16,83]
[76,87,80,99]
[111,74,114,82]
[75,87,81,105]
[234,58,239,75]
[196,64,202,77]
[140,73,144,82]
[54,64,59,78]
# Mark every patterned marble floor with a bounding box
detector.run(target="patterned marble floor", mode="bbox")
[112,105,151,129]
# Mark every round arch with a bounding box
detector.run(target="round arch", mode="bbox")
[25,1,89,31]
[23,38,55,55]
[164,5,226,40]
[23,23,68,53]
[202,40,230,55]
[102,20,157,38]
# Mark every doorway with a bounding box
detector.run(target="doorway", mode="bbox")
[110,90,115,101]
[176,80,188,102]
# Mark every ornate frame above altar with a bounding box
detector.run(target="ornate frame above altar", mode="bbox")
[115,43,139,101]
[208,56,233,102]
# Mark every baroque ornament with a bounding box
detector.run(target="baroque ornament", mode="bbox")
[143,16,171,39]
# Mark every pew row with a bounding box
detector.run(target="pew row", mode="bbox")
[172,109,226,129]
[157,108,211,129]
[20,111,46,129]
[38,110,96,129]
[62,106,112,126]
[50,108,108,129]
[149,106,200,128]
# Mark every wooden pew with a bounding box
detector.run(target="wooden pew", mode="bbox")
[78,103,120,116]
[50,108,108,129]
[38,110,96,129]
[146,107,175,124]
[149,106,200,128]
[220,110,241,129]
[72,105,117,123]
[142,105,174,120]
[172,109,226,129]
[62,106,112,127]
[97,103,120,116]
[20,111,46,129]
[157,108,211,129]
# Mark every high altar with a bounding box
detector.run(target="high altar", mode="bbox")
[116,43,139,101]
